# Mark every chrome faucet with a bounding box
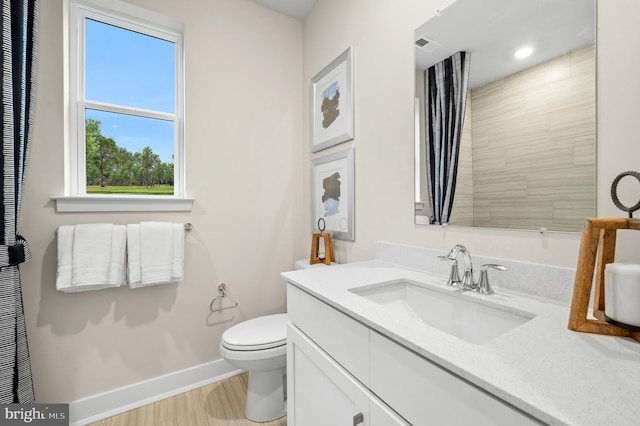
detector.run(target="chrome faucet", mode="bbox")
[446,245,476,290]
[439,245,508,294]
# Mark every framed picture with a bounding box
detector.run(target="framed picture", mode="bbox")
[311,46,354,153]
[311,148,355,241]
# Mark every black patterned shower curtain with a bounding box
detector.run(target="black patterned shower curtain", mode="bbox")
[424,51,470,225]
[0,0,39,403]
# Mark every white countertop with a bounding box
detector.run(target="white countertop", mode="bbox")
[282,260,640,426]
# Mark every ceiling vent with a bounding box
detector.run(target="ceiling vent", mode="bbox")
[415,35,441,53]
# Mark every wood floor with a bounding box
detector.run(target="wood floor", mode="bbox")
[88,373,287,426]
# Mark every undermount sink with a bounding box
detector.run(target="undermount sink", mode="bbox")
[350,279,535,344]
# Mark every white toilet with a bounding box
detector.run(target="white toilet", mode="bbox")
[219,259,332,422]
[219,313,288,422]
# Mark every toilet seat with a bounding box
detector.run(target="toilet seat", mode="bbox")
[222,313,287,351]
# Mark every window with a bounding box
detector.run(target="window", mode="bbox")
[59,0,190,212]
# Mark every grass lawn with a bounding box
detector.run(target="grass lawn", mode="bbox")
[87,185,174,195]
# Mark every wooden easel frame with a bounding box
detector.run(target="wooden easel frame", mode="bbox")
[568,218,640,342]
[310,232,334,265]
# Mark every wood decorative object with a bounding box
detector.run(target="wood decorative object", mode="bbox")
[310,232,334,265]
[568,217,640,342]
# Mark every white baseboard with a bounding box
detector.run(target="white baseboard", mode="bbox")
[69,359,243,426]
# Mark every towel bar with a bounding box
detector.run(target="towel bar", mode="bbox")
[210,283,238,313]
[184,223,193,231]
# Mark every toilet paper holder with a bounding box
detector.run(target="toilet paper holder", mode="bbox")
[210,283,238,313]
[568,217,640,342]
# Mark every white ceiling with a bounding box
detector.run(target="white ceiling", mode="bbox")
[250,0,596,90]
[415,0,596,88]
[251,0,316,19]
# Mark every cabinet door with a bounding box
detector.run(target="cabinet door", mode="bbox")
[370,396,410,426]
[287,324,371,426]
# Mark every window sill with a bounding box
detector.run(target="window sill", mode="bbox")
[51,195,194,212]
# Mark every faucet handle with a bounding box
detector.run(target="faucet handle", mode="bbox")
[438,255,461,287]
[477,264,508,295]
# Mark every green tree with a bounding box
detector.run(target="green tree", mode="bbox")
[154,162,173,185]
[111,147,134,185]
[141,146,161,188]
[85,119,174,190]
[95,135,118,187]
[85,119,102,185]
[85,118,118,187]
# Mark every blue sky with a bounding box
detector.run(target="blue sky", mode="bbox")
[85,19,176,163]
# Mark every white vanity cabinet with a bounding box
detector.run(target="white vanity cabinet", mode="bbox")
[287,285,409,426]
[287,284,542,426]
[288,324,408,425]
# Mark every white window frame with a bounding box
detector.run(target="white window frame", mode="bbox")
[54,0,192,212]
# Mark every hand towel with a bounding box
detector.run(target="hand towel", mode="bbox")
[56,226,75,291]
[71,223,113,287]
[56,223,127,293]
[108,225,127,286]
[126,224,141,287]
[127,222,185,288]
[170,223,185,282]
[140,221,173,285]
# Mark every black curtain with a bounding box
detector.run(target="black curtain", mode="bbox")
[0,0,39,403]
[424,51,470,225]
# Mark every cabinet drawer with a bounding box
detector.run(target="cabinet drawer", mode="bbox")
[370,332,542,426]
[287,284,370,385]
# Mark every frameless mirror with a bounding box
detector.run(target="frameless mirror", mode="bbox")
[414,0,596,232]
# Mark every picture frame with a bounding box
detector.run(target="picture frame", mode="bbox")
[311,46,354,153]
[311,148,355,241]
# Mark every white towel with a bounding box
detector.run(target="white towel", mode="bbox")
[126,224,141,286]
[141,221,173,284]
[171,223,185,282]
[56,224,126,293]
[56,226,75,291]
[108,225,127,286]
[71,223,113,286]
[127,222,185,288]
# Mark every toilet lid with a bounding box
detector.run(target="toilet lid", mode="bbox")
[222,313,288,351]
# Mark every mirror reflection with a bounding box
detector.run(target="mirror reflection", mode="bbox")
[414,0,596,232]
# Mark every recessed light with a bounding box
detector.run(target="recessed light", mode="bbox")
[514,47,533,59]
